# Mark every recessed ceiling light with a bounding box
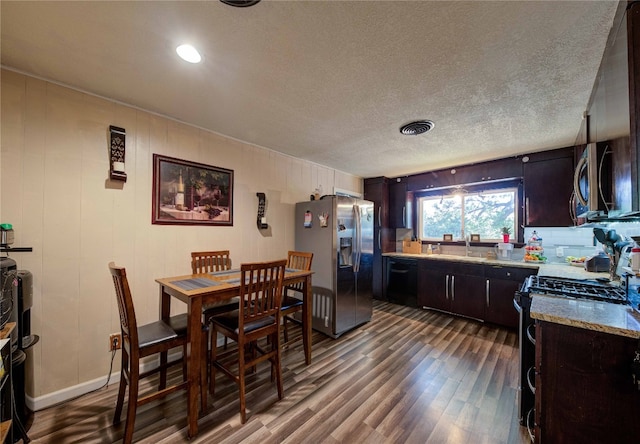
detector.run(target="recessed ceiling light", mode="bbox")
[400,120,435,136]
[176,44,202,63]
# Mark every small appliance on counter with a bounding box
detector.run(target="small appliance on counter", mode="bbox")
[0,223,14,247]
[585,251,610,272]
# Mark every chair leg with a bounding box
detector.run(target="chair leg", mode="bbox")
[283,316,290,344]
[239,343,247,424]
[182,344,188,382]
[209,328,217,396]
[123,363,140,444]
[200,329,208,413]
[159,350,168,389]
[113,351,127,425]
[113,375,126,425]
[275,332,283,400]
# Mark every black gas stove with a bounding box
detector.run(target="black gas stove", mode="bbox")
[522,275,628,304]
[514,274,629,430]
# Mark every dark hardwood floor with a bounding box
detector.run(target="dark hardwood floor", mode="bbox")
[23,302,530,443]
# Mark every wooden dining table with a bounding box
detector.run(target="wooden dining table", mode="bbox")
[155,266,313,438]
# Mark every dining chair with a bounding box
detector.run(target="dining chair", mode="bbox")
[281,251,313,349]
[108,262,192,444]
[192,250,238,355]
[209,259,287,424]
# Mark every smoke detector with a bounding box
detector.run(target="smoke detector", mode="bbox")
[400,120,435,136]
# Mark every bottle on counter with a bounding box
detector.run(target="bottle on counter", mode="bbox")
[631,247,640,272]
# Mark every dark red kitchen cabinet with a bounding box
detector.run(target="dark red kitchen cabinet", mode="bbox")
[523,148,575,227]
[535,321,640,443]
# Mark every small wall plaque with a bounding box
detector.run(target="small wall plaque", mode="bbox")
[109,125,127,182]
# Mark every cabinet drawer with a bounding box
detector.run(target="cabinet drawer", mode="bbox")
[484,265,536,281]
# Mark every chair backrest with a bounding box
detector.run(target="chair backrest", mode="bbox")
[108,262,138,352]
[285,250,313,292]
[191,250,231,274]
[239,259,287,332]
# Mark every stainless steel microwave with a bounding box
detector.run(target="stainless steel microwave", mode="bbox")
[573,142,612,218]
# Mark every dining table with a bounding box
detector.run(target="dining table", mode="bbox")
[155,266,313,438]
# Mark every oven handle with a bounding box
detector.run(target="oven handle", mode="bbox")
[513,295,523,314]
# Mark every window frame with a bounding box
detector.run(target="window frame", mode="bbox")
[415,179,522,243]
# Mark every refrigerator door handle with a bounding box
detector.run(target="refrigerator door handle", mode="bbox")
[354,204,362,273]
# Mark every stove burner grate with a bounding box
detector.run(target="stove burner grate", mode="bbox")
[525,276,627,304]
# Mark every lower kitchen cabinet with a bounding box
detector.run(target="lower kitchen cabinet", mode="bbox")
[417,260,485,321]
[535,321,640,443]
[484,265,537,329]
[417,259,536,328]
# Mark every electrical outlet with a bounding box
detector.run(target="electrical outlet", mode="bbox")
[109,333,121,351]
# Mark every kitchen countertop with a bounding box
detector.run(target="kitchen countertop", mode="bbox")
[384,252,640,337]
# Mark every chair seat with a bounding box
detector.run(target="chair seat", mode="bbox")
[137,320,180,348]
[213,311,276,334]
[203,298,240,321]
[281,295,303,312]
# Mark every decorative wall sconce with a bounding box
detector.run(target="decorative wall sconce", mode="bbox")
[109,125,127,182]
[256,192,268,230]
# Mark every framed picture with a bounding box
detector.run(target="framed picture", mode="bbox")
[152,154,233,226]
[471,234,480,242]
[443,234,453,241]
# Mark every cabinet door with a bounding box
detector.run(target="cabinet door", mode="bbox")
[389,179,409,229]
[417,262,449,311]
[484,266,536,328]
[451,273,486,320]
[524,154,574,226]
[484,278,519,328]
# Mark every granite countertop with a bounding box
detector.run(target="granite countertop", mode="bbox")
[385,252,640,337]
[531,295,640,339]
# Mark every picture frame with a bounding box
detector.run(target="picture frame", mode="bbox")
[470,234,480,242]
[443,234,453,241]
[152,154,233,226]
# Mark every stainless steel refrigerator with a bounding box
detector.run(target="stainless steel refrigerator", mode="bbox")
[294,195,373,338]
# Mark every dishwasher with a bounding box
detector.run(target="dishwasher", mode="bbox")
[385,257,418,308]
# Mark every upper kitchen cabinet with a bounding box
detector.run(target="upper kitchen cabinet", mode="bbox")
[388,177,412,229]
[523,147,575,227]
[407,157,523,192]
[364,177,389,229]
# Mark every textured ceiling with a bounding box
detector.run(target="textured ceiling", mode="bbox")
[0,1,620,178]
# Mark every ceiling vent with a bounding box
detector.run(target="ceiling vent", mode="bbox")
[400,120,435,136]
[220,0,261,7]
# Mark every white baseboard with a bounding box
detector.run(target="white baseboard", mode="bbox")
[30,350,184,411]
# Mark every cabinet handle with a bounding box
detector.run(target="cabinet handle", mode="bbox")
[451,275,455,301]
[486,279,490,307]
[402,206,406,227]
[378,206,381,227]
[445,274,450,300]
[378,230,381,250]
[525,197,530,225]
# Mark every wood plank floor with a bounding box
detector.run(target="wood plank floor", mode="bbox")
[23,302,531,443]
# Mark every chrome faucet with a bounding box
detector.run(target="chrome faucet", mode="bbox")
[465,234,472,256]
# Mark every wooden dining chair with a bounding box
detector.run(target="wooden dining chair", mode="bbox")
[281,251,313,349]
[108,262,190,444]
[209,259,287,424]
[192,250,238,355]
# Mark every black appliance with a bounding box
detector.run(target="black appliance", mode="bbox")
[513,275,628,436]
[385,257,418,308]
[0,257,35,442]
